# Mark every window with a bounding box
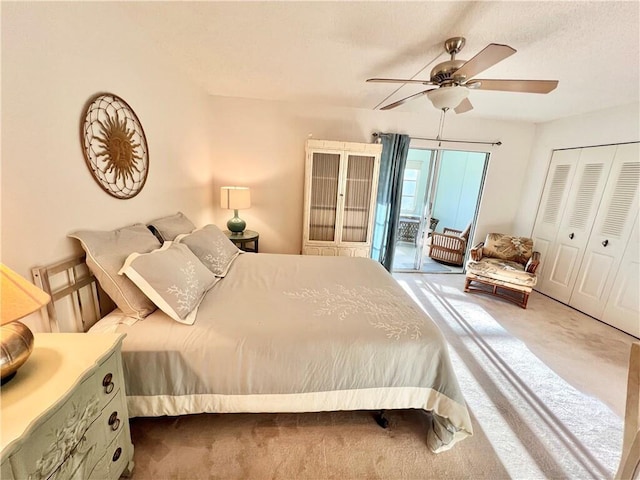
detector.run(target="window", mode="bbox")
[401,169,420,212]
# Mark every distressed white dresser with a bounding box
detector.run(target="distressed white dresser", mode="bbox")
[1,333,134,479]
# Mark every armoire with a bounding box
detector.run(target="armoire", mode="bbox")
[532,142,639,337]
[302,139,382,257]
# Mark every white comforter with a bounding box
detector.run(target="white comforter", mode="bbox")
[92,253,473,452]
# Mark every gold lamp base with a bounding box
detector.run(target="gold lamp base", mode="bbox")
[1,321,34,384]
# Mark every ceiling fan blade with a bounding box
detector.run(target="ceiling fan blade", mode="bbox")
[380,90,434,110]
[454,43,516,80]
[473,79,559,93]
[454,97,473,114]
[367,78,436,86]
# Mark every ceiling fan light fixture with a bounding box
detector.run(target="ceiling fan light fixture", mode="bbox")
[426,86,470,111]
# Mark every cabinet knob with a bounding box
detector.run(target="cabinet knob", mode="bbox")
[108,411,121,431]
[112,447,122,462]
[569,233,574,239]
[102,373,114,394]
[602,239,609,247]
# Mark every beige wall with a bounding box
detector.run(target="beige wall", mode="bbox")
[208,96,537,254]
[1,3,215,329]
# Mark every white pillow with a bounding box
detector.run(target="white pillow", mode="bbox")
[119,242,218,325]
[175,224,242,277]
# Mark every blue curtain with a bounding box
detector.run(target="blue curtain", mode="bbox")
[371,133,410,271]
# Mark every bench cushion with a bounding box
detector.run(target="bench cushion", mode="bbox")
[466,258,537,288]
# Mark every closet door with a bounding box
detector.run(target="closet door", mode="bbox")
[532,149,580,291]
[538,146,616,303]
[339,153,377,245]
[569,143,640,318]
[305,151,342,244]
[602,213,640,337]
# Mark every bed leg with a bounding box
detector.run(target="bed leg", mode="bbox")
[373,410,389,429]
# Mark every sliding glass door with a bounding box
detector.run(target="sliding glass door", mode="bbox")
[392,147,489,272]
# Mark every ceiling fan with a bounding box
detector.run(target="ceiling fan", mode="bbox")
[367,37,558,114]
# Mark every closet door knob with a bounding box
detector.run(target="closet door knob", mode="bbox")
[569,233,574,239]
[602,239,609,247]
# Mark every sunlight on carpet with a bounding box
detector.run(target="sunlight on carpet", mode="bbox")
[396,277,622,479]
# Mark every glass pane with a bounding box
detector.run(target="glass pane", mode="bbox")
[342,155,374,242]
[309,153,340,241]
[403,181,417,196]
[404,169,419,181]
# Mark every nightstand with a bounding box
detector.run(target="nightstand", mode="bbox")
[1,333,134,480]
[224,229,259,253]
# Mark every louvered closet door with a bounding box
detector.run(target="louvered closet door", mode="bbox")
[532,149,580,292]
[340,154,376,244]
[602,213,640,336]
[538,146,615,303]
[307,152,341,242]
[569,143,640,319]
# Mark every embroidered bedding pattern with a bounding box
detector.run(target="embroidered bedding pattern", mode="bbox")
[167,261,202,315]
[284,285,425,339]
[175,224,241,277]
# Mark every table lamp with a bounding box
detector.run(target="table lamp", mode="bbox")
[1,264,51,384]
[221,186,251,233]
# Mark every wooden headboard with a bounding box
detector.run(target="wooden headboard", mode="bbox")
[32,254,115,332]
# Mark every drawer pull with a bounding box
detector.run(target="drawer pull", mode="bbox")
[108,411,121,431]
[112,447,122,462]
[102,373,114,394]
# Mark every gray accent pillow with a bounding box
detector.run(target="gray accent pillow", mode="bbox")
[175,224,241,277]
[147,212,196,242]
[69,224,161,319]
[119,242,218,325]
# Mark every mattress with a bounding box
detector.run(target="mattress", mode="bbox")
[90,253,472,452]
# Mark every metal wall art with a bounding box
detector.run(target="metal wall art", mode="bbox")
[80,93,149,199]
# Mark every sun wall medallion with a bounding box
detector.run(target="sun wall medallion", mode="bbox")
[80,93,149,199]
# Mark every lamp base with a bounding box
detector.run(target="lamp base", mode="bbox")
[227,209,246,233]
[1,321,34,384]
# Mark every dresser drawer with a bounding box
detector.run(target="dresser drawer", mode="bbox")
[9,380,103,479]
[99,387,127,447]
[1,459,14,480]
[83,351,122,413]
[91,427,134,480]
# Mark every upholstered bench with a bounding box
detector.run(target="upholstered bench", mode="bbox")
[464,233,540,309]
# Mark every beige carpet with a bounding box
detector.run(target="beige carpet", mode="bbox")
[128,273,637,479]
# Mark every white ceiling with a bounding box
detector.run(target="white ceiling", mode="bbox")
[122,1,639,123]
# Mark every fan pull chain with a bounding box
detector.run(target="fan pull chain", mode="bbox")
[436,109,447,147]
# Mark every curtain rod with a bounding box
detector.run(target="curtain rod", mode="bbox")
[372,132,501,147]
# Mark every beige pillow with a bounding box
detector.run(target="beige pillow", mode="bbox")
[69,224,161,319]
[175,224,241,277]
[147,212,196,242]
[119,242,218,325]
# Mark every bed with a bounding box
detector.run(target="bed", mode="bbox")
[33,215,473,453]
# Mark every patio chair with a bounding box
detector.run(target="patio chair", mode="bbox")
[428,224,470,266]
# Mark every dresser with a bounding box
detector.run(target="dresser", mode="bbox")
[1,333,134,480]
